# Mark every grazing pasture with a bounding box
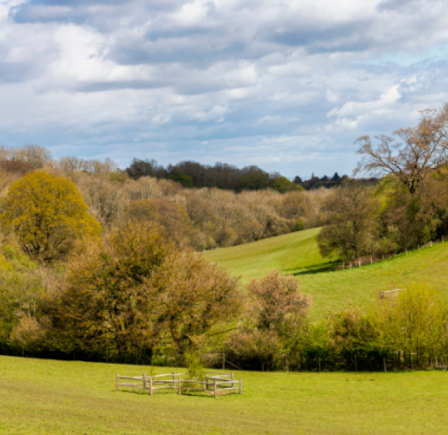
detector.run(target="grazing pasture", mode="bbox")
[204,228,448,318]
[0,356,448,435]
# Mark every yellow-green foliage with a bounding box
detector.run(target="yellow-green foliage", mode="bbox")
[373,174,408,214]
[0,170,101,262]
[0,241,44,345]
[370,283,448,357]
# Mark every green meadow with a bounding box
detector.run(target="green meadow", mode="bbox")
[2,231,448,434]
[1,355,448,435]
[204,228,448,318]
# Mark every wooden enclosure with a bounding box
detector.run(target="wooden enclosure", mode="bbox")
[116,371,242,398]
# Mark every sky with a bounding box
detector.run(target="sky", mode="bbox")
[1,0,448,178]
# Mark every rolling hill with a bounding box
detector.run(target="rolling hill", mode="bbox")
[203,228,448,318]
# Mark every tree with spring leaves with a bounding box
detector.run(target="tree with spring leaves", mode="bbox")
[317,185,378,261]
[226,271,311,370]
[370,283,448,366]
[0,170,101,263]
[50,222,241,361]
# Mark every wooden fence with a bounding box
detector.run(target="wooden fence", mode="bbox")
[336,236,447,271]
[116,371,242,398]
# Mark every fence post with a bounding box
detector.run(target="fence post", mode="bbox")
[318,357,321,372]
[239,378,243,395]
[383,357,387,373]
[370,256,373,264]
[116,373,119,391]
[358,259,361,267]
[231,371,234,388]
[178,378,182,395]
[149,376,153,396]
[143,373,146,391]
[222,352,225,370]
[214,379,217,399]
[206,375,209,390]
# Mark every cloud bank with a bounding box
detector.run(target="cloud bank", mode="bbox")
[1,0,448,177]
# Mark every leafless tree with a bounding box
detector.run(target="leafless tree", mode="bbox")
[354,109,448,194]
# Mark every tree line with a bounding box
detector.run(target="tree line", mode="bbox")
[318,106,448,261]
[125,157,374,192]
[1,104,448,371]
[0,146,331,252]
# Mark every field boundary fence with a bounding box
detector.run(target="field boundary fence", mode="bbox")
[336,235,447,271]
[116,371,242,398]
[304,351,448,373]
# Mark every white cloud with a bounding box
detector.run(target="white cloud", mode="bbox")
[0,0,448,177]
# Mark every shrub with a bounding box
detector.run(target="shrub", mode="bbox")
[370,283,448,366]
[49,222,241,362]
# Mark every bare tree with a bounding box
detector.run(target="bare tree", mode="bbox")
[76,173,125,228]
[354,109,448,194]
[0,145,52,169]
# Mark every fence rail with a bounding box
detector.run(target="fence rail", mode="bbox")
[336,236,447,271]
[116,371,242,398]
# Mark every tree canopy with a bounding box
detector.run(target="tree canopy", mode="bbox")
[0,170,101,262]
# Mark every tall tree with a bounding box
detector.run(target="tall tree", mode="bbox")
[354,109,448,194]
[0,170,101,262]
[52,222,241,359]
[317,185,378,261]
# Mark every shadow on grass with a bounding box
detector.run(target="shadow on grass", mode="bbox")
[286,261,341,276]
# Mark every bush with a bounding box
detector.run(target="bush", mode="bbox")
[44,222,241,362]
[226,271,311,370]
[370,283,448,367]
[293,218,305,232]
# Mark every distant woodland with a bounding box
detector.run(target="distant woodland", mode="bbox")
[1,105,448,371]
[0,145,334,251]
[125,156,378,192]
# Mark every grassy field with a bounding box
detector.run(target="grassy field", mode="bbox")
[1,355,448,435]
[204,229,448,318]
[203,228,328,282]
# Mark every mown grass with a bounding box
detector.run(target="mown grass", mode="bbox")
[203,228,328,282]
[204,229,448,318]
[1,355,448,435]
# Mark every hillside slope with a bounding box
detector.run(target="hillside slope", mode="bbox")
[203,228,328,282]
[204,229,448,318]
